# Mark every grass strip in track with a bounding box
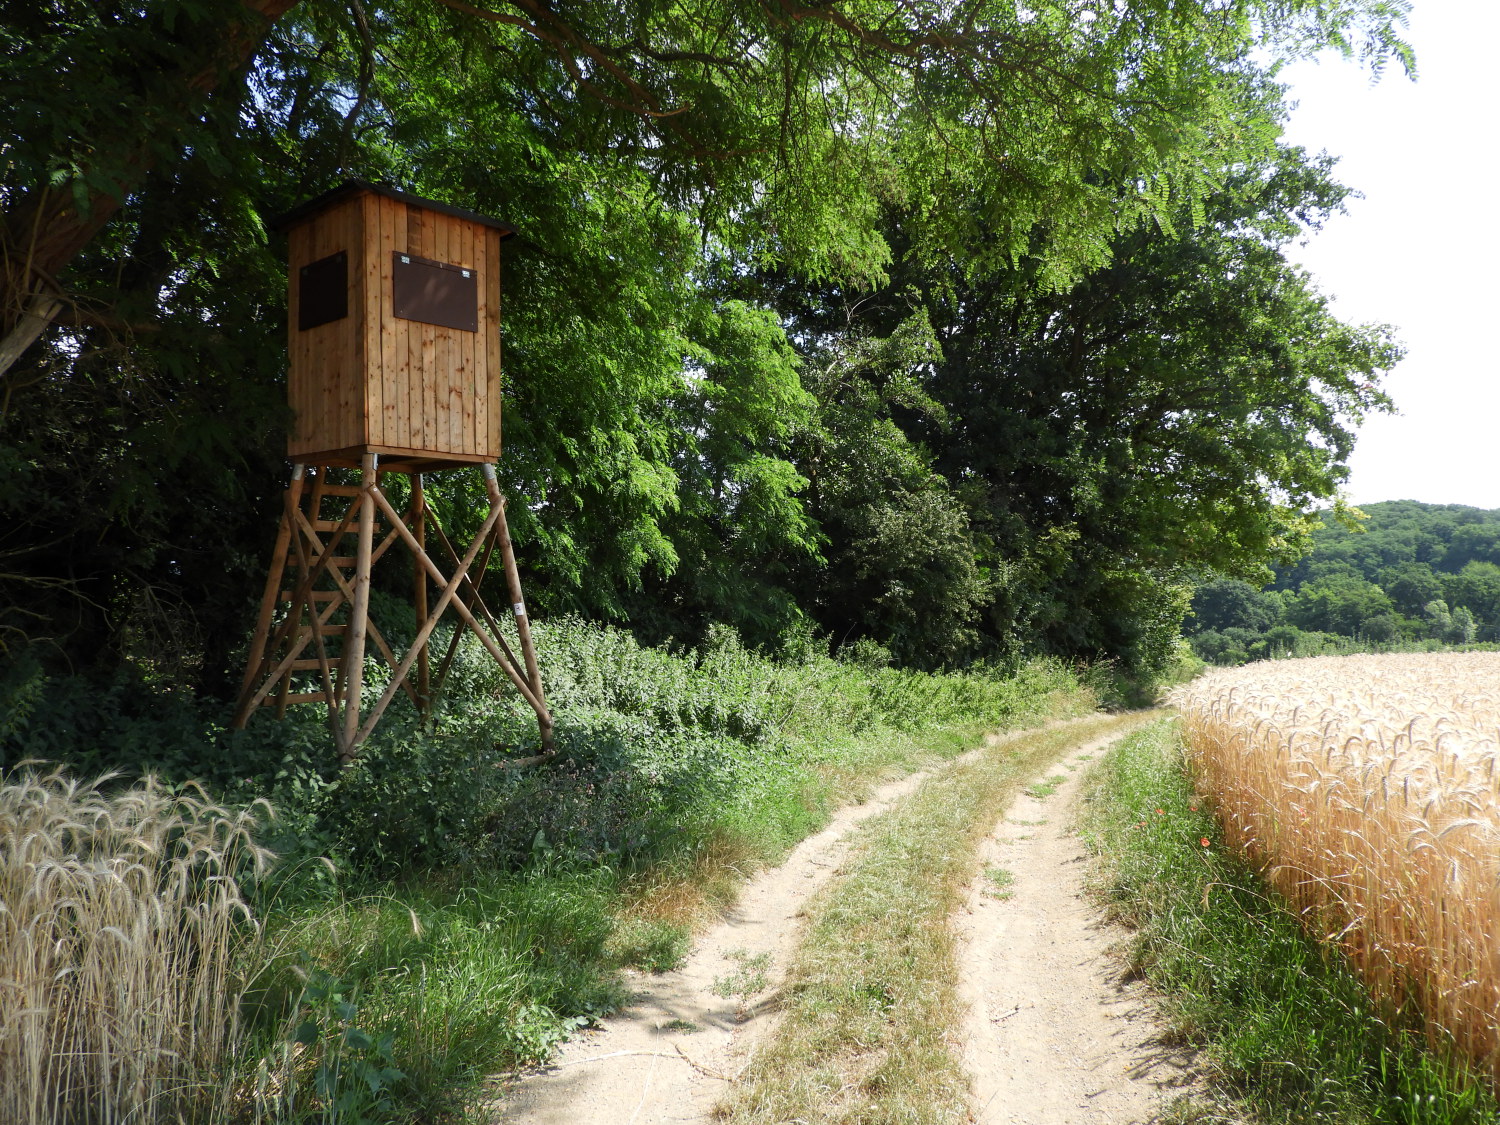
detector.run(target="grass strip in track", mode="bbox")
[719,712,1140,1125]
[1078,718,1500,1125]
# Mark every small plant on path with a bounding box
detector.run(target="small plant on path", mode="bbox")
[712,949,772,1007]
[1024,774,1068,799]
[982,866,1016,900]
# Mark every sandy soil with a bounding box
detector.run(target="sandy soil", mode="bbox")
[957,731,1203,1125]
[494,719,1204,1125]
[494,757,939,1125]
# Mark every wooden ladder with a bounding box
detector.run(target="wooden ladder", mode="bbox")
[233,466,415,732]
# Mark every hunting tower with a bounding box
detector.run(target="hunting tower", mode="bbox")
[233,182,552,762]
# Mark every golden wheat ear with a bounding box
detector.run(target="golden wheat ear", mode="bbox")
[1172,653,1500,1085]
[1,766,275,1124]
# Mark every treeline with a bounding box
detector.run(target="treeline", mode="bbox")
[1187,501,1500,664]
[0,1,1410,704]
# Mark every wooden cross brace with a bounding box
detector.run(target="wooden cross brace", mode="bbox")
[233,454,554,763]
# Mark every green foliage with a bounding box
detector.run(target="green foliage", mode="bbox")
[739,129,1400,679]
[1080,721,1500,1125]
[1187,503,1500,664]
[243,870,626,1121]
[2,0,1414,688]
[214,618,1090,1120]
[1,616,1090,879]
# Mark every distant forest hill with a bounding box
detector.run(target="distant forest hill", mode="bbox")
[1186,501,1500,665]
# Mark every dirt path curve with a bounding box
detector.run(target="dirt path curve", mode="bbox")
[496,717,1200,1125]
[494,743,948,1125]
[957,730,1202,1124]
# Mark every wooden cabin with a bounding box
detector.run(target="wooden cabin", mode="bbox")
[272,182,515,469]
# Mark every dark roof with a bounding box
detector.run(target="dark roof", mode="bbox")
[270,180,516,238]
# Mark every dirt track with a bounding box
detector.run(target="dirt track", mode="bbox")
[494,720,1201,1124]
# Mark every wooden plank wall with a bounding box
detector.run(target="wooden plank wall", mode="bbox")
[485,228,503,457]
[286,194,366,459]
[287,189,503,463]
[363,196,500,461]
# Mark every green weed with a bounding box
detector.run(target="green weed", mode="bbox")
[982,866,1016,899]
[712,949,773,1003]
[1023,774,1067,798]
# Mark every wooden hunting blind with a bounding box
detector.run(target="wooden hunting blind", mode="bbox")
[233,182,553,762]
[279,181,509,468]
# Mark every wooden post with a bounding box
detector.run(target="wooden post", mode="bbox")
[340,453,378,761]
[484,464,553,751]
[233,465,305,729]
[413,473,430,719]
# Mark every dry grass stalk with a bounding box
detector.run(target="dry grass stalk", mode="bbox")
[0,765,273,1124]
[1171,654,1500,1083]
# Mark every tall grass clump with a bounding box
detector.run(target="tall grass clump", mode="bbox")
[1172,654,1500,1088]
[0,766,273,1124]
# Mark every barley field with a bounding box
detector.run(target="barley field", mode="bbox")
[0,768,272,1124]
[1172,653,1500,1082]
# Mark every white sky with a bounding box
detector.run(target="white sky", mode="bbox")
[1274,2,1500,510]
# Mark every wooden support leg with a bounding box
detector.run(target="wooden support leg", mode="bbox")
[355,489,509,746]
[233,466,306,729]
[234,458,553,764]
[339,453,378,762]
[483,464,554,752]
[413,473,431,720]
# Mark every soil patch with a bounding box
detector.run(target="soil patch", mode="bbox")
[957,736,1205,1124]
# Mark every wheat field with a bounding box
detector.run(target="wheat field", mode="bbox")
[1172,653,1500,1082]
[0,767,273,1124]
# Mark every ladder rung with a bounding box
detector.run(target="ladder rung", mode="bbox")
[317,484,364,497]
[313,519,352,532]
[269,692,333,706]
[282,627,348,644]
[289,659,342,672]
[280,589,344,602]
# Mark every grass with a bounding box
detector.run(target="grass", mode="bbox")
[717,713,1139,1125]
[711,950,773,1004]
[981,866,1015,900]
[1023,773,1067,798]
[1078,718,1500,1125]
[237,868,629,1122]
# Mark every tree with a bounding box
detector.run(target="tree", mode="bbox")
[788,310,990,668]
[1380,561,1443,616]
[1423,599,1453,641]
[0,0,1414,679]
[2,0,1416,377]
[1289,576,1394,636]
[753,128,1400,672]
[1447,605,1477,645]
[1189,579,1285,634]
[1443,562,1500,633]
